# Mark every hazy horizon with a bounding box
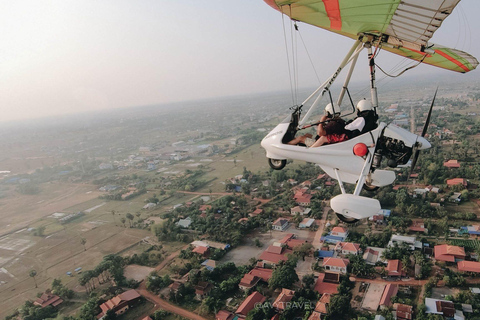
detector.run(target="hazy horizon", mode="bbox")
[1,1,479,123]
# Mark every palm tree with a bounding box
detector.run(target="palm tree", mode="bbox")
[29,270,38,288]
[81,238,87,251]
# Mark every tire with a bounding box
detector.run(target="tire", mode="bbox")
[362,183,379,192]
[268,158,287,170]
[336,213,359,224]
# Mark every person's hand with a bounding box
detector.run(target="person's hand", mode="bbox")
[304,133,313,138]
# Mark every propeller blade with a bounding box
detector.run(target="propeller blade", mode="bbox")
[410,149,420,174]
[421,87,438,137]
[411,88,437,175]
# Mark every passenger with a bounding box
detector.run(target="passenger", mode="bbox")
[309,114,348,148]
[345,99,378,138]
[287,103,338,147]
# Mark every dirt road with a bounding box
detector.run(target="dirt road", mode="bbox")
[312,206,330,248]
[137,282,208,320]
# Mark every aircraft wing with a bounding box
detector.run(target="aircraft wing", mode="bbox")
[264,0,478,73]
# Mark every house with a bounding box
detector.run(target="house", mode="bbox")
[363,247,386,265]
[34,291,63,308]
[434,244,466,262]
[201,259,217,271]
[409,220,428,234]
[323,257,349,274]
[199,205,212,213]
[314,272,340,295]
[272,218,289,231]
[143,203,156,210]
[369,214,385,225]
[236,291,266,318]
[425,298,460,319]
[272,288,295,311]
[393,303,413,320]
[316,249,335,260]
[194,281,213,300]
[388,235,419,250]
[291,206,311,216]
[97,289,141,318]
[216,310,235,320]
[308,293,331,320]
[444,160,461,168]
[299,218,315,229]
[335,242,361,255]
[239,273,259,291]
[259,245,293,265]
[168,281,182,294]
[458,261,480,273]
[296,194,312,206]
[141,317,153,320]
[386,260,406,279]
[192,246,210,257]
[330,227,348,239]
[250,208,263,217]
[321,227,348,244]
[176,217,192,228]
[447,178,468,188]
[379,284,398,308]
[449,192,462,203]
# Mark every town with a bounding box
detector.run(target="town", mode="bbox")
[1,78,480,320]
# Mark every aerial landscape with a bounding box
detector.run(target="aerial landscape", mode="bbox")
[2,1,480,320]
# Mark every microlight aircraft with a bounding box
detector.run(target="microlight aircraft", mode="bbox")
[260,0,478,223]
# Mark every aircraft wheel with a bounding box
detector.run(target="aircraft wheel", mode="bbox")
[363,182,379,192]
[268,158,286,170]
[336,213,359,224]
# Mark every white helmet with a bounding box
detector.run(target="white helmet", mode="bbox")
[357,99,373,112]
[325,103,339,116]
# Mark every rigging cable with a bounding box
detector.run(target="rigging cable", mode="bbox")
[375,53,427,78]
[296,23,322,84]
[281,5,296,107]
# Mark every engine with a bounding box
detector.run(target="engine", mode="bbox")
[373,136,413,168]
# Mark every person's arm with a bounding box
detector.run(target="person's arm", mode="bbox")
[316,115,328,137]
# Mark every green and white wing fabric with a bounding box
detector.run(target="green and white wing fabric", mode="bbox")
[264,0,478,73]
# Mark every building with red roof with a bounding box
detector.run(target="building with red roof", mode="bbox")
[458,261,480,273]
[434,244,466,262]
[141,317,153,320]
[330,227,348,238]
[379,284,398,308]
[446,178,467,187]
[444,160,460,168]
[249,208,263,217]
[239,274,259,291]
[323,257,350,274]
[409,220,427,233]
[272,288,295,311]
[386,260,406,278]
[335,242,361,255]
[249,267,273,282]
[192,246,210,257]
[394,303,413,320]
[295,194,312,206]
[259,245,292,265]
[33,291,63,309]
[97,289,141,318]
[195,281,213,300]
[314,272,339,295]
[199,205,211,213]
[216,310,235,320]
[236,291,266,318]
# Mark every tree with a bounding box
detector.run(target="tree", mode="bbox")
[302,273,315,289]
[111,210,116,225]
[120,217,126,227]
[269,260,299,290]
[81,238,87,251]
[29,270,38,288]
[126,213,134,227]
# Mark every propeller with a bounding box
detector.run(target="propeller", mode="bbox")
[410,88,437,174]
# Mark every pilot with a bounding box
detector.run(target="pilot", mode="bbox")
[345,99,378,138]
[287,103,337,146]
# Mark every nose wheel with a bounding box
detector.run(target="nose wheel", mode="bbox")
[268,158,287,170]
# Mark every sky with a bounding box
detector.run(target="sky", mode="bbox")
[1,0,479,122]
